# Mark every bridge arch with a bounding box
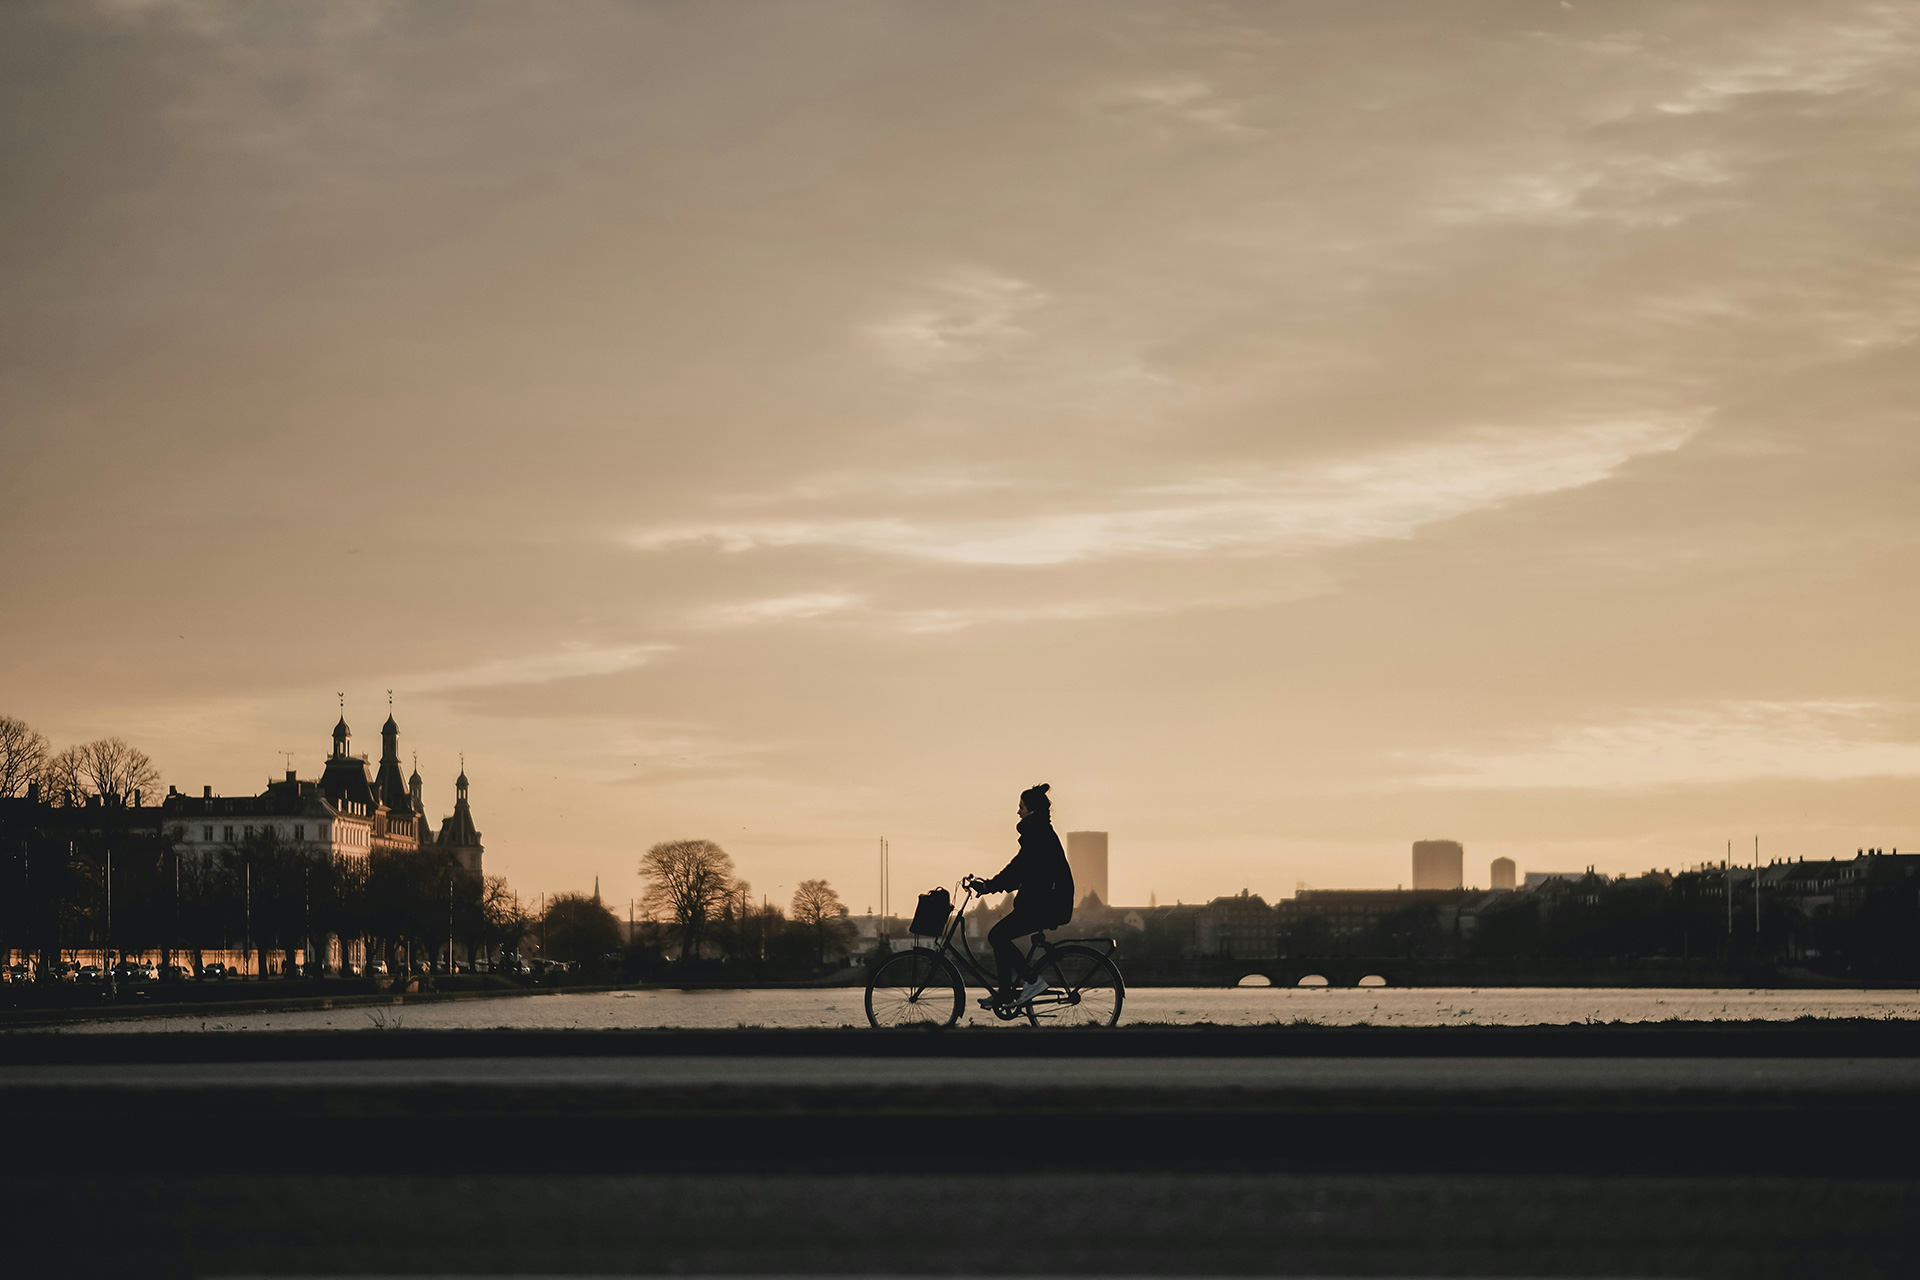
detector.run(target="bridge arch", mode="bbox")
[1236,973,1272,987]
[1295,973,1329,987]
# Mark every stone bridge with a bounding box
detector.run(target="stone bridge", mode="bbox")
[1123,957,1425,988]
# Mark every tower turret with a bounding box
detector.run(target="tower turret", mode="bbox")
[373,693,411,813]
[438,753,483,876]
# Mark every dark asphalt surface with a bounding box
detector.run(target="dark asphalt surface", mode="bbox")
[5,1026,1915,1277]
[6,1051,1917,1090]
[8,1171,1919,1279]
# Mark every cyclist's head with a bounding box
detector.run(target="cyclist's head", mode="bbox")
[1018,783,1051,819]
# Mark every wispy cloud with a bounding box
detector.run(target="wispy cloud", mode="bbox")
[696,593,861,627]
[405,643,670,692]
[1435,151,1737,228]
[1096,79,1256,136]
[866,268,1049,370]
[892,587,1296,633]
[628,419,1695,567]
[1413,700,1920,790]
[607,722,780,787]
[1655,7,1920,115]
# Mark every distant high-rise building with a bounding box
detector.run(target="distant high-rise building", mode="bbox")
[1490,857,1516,891]
[1066,831,1109,908]
[1412,839,1464,890]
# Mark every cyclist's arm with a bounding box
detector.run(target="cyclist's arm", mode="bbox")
[972,850,1026,895]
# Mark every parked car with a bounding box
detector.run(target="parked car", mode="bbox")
[340,963,360,978]
[368,960,388,977]
[199,962,229,981]
[160,964,191,982]
[76,965,104,982]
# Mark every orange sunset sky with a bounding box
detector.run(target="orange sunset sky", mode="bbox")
[3,1,1918,909]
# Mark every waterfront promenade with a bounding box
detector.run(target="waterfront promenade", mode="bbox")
[4,1022,1919,1276]
[12,981,1920,1032]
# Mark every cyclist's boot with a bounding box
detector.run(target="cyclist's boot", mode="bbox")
[1012,976,1049,1007]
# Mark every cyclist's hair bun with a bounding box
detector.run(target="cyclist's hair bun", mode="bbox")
[1021,783,1051,810]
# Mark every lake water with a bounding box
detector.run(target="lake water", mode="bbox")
[35,985,1920,1033]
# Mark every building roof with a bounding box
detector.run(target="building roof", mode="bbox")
[439,785,481,849]
[319,753,375,810]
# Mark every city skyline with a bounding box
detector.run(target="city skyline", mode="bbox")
[4,1,1918,906]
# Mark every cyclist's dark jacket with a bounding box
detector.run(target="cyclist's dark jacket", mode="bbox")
[977,812,1075,927]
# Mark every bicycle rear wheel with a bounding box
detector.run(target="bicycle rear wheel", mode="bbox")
[866,947,964,1028]
[1028,945,1124,1027]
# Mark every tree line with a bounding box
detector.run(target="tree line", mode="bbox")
[1271,865,1920,980]
[2,714,861,981]
[0,716,160,808]
[630,838,857,976]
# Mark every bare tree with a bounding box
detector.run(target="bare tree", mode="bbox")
[41,737,160,807]
[482,875,531,958]
[790,878,855,966]
[638,839,735,961]
[72,737,160,806]
[40,746,81,804]
[0,715,50,798]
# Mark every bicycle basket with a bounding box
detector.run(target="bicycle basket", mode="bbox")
[909,887,952,936]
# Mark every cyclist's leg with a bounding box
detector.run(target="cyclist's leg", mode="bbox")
[986,906,1043,996]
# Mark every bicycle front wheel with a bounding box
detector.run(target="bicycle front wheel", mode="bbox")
[1028,945,1125,1027]
[866,947,964,1029]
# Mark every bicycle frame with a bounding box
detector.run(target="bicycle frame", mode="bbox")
[917,885,1115,999]
[919,885,998,988]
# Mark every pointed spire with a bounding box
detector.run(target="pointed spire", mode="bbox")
[408,750,425,815]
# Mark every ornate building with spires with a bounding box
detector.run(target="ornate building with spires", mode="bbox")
[163,709,483,877]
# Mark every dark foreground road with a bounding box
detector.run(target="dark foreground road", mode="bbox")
[4,1025,1917,1277]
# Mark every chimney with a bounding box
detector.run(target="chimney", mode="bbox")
[203,785,212,799]
[286,770,297,783]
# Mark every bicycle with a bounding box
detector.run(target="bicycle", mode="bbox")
[864,877,1125,1028]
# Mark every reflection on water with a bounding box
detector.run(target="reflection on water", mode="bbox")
[41,985,1920,1033]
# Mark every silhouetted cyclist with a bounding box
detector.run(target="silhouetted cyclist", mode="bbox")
[965,783,1074,1011]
